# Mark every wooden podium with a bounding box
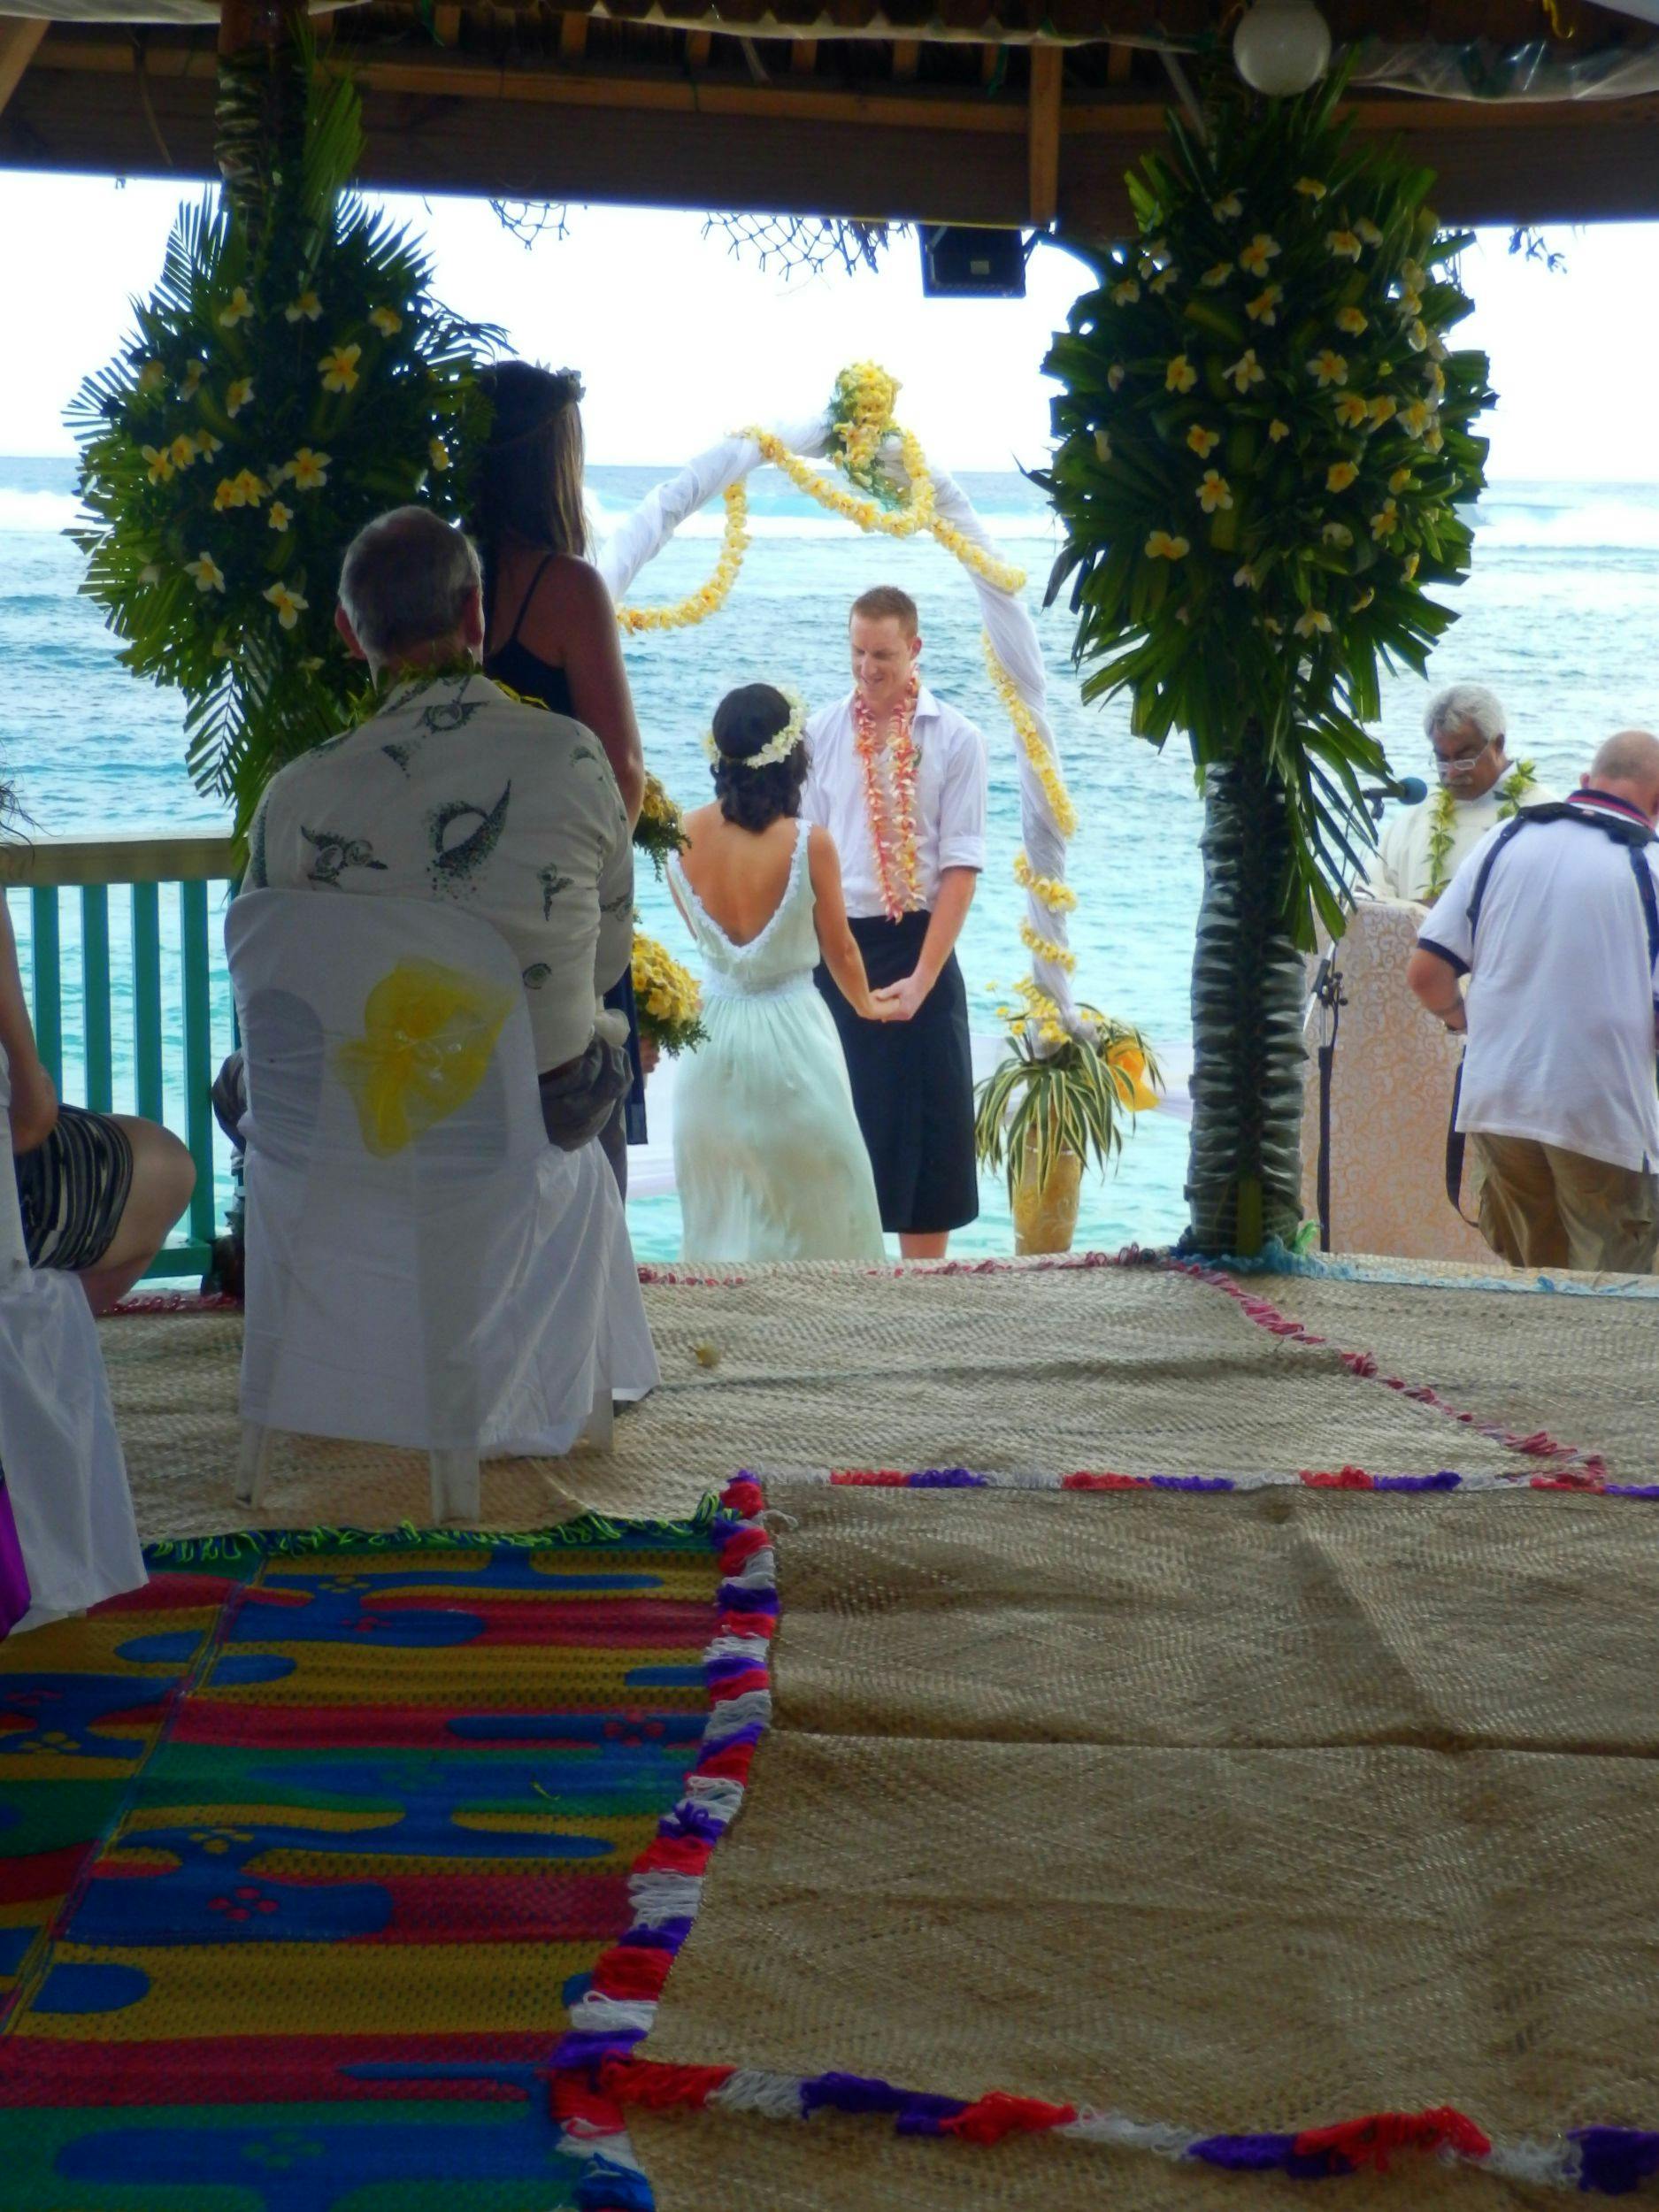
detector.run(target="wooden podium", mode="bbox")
[1300,897,1490,1264]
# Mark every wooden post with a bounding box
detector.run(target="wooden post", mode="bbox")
[1029,42,1062,229]
[559,14,589,61]
[0,18,47,118]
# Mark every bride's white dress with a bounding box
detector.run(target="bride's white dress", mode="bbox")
[670,823,886,1263]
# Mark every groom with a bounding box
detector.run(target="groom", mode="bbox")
[803,585,987,1259]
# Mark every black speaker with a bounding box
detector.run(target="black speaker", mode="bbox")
[919,226,1027,299]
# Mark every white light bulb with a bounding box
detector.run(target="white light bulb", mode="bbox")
[1233,0,1333,96]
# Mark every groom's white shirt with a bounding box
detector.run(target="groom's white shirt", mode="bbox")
[803,685,987,920]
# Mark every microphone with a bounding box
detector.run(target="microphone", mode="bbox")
[1362,774,1428,808]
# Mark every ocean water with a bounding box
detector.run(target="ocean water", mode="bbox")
[4,454,1659,1265]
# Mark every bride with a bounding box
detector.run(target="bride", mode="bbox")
[668,685,887,1263]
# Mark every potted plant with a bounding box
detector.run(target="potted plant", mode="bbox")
[975,995,1161,1255]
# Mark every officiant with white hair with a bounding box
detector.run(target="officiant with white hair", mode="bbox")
[1368,682,1555,906]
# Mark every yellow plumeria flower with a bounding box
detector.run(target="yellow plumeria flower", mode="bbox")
[1094,428,1112,462]
[1268,419,1290,442]
[268,501,293,534]
[219,287,253,328]
[1406,320,1430,354]
[1165,355,1199,395]
[211,477,241,511]
[185,552,226,594]
[263,581,309,630]
[1396,289,1423,319]
[1369,395,1399,426]
[1145,530,1190,561]
[1400,399,1432,438]
[136,359,166,395]
[1334,393,1371,428]
[140,445,173,485]
[288,448,332,491]
[285,290,323,324]
[169,435,197,471]
[1233,563,1260,590]
[1187,424,1222,457]
[236,468,265,506]
[1326,229,1363,261]
[1389,465,1413,494]
[1370,500,1400,539]
[196,430,224,459]
[319,343,362,394]
[1263,616,1284,635]
[1402,551,1420,580]
[1428,363,1447,399]
[429,438,451,472]
[1225,349,1265,393]
[1322,522,1354,548]
[1107,364,1126,392]
[1246,286,1282,326]
[1354,586,1376,610]
[180,360,205,397]
[1196,469,1233,514]
[1213,192,1243,220]
[1238,234,1280,279]
[369,305,403,336]
[1356,219,1386,248]
[1294,176,1328,200]
[1110,278,1141,305]
[1336,306,1369,335]
[1424,423,1446,454]
[1308,349,1348,388]
[225,377,254,419]
[1402,257,1426,289]
[1294,608,1333,638]
[1326,461,1359,493]
[1149,267,1179,296]
[1201,263,1233,288]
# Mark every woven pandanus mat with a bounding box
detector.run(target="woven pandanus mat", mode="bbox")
[105,1261,1540,1541]
[627,1480,1659,2207]
[1226,1272,1654,1484]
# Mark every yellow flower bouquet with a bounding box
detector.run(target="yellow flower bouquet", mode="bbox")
[632,933,708,1058]
[634,771,689,878]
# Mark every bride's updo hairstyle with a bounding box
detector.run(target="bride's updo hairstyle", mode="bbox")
[710,684,808,833]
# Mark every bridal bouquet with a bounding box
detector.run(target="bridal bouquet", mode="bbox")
[632,933,707,1057]
[634,771,689,877]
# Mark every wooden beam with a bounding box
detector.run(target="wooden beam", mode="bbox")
[792,37,818,73]
[685,29,712,65]
[1028,42,1061,228]
[1106,40,1132,84]
[559,13,589,59]
[434,5,461,45]
[892,40,919,78]
[0,17,47,118]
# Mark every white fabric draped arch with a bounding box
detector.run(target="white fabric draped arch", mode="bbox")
[595,412,1079,1029]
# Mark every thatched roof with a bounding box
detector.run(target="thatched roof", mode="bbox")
[4,1,1659,227]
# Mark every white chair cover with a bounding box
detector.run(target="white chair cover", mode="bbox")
[1300,897,1490,1264]
[227,891,658,1463]
[0,1051,144,1632]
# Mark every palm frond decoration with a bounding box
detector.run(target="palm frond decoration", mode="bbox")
[1035,65,1493,1254]
[69,35,501,836]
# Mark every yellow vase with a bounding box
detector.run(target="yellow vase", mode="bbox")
[1012,1140,1082,1256]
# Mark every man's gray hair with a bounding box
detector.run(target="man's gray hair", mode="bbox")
[1424,682,1506,748]
[338,506,482,666]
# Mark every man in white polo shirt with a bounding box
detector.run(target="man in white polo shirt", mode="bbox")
[803,585,987,1258]
[1407,730,1659,1274]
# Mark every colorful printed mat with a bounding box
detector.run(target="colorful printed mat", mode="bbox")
[0,1515,723,2210]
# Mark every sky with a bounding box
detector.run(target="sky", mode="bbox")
[4,169,1658,479]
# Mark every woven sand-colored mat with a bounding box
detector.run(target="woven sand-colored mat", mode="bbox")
[629,1483,1659,2208]
[1227,1271,1656,1485]
[107,1263,1546,1541]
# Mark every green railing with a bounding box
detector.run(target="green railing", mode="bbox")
[1,833,239,1280]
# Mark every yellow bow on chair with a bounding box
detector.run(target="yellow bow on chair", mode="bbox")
[334,958,516,1157]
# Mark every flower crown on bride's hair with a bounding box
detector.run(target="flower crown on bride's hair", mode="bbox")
[703,688,808,772]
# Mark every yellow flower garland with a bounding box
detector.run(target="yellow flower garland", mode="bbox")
[1013,852,1078,914]
[615,480,750,635]
[982,633,1079,841]
[1019,920,1078,974]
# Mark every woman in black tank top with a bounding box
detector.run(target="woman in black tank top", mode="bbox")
[473,363,649,1194]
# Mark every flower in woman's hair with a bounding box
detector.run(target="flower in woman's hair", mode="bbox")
[1336,306,1369,335]
[285,290,322,324]
[1238,234,1280,277]
[319,344,361,394]
[185,552,226,593]
[1294,608,1333,638]
[1326,230,1363,260]
[1308,350,1348,388]
[1246,287,1282,326]
[1164,355,1198,394]
[1225,349,1265,394]
[1145,530,1190,560]
[219,287,253,327]
[1326,461,1359,493]
[1196,470,1233,514]
[369,305,403,336]
[1186,424,1222,457]
[263,581,309,630]
[225,377,254,418]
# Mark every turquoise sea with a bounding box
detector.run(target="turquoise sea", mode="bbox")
[5,455,1659,1266]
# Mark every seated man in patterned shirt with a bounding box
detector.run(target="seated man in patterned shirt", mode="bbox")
[236,507,635,1151]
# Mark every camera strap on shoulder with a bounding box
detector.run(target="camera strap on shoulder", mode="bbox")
[1445,802,1659,1225]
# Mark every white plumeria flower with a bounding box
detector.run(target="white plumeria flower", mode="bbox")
[1308,349,1348,388]
[219,286,253,327]
[1238,234,1281,278]
[1201,264,1233,288]
[285,290,323,324]
[1186,424,1222,458]
[319,344,361,394]
[1225,349,1265,394]
[1196,469,1233,514]
[1212,192,1243,220]
[1233,563,1260,589]
[1322,522,1354,548]
[288,448,332,490]
[1325,230,1363,261]
[264,581,309,630]
[1294,608,1333,638]
[268,501,294,534]
[1110,278,1141,305]
[226,377,254,419]
[185,552,226,594]
[1268,419,1290,442]
[369,305,403,336]
[1107,364,1126,392]
[1164,355,1198,395]
[1294,177,1328,200]
[1356,219,1385,247]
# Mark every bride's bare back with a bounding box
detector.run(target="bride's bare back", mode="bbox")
[675,804,877,1016]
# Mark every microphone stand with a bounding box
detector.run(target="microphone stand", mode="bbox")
[1310,788,1387,1254]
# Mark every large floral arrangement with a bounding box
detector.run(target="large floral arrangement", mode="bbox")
[975,990,1161,1203]
[632,933,707,1057]
[69,44,495,835]
[1039,67,1494,946]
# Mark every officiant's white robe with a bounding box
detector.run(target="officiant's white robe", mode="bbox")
[1367,780,1559,905]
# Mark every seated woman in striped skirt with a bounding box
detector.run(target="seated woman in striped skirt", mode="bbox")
[2,791,195,1312]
